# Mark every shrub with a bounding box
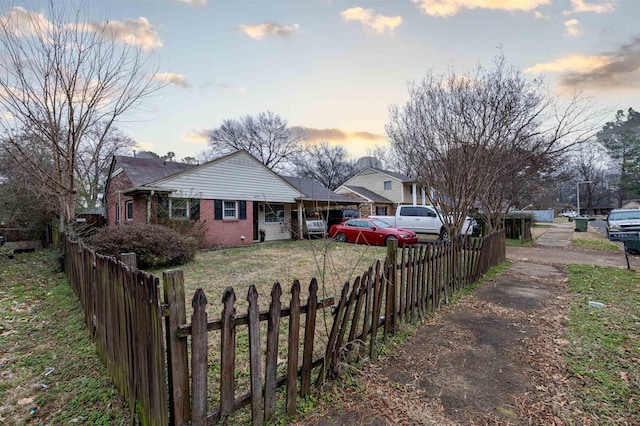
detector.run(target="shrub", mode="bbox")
[88,223,198,269]
[158,218,209,248]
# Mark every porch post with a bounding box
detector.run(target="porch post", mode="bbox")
[297,201,304,239]
[412,183,417,205]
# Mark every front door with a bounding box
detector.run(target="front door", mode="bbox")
[253,202,259,241]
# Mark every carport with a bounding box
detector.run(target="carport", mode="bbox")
[282,176,362,238]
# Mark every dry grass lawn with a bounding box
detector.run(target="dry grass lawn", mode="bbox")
[154,238,388,313]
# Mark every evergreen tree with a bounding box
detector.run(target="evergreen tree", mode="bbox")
[597,108,640,206]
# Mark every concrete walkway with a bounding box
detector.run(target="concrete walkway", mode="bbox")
[534,220,574,248]
[507,220,640,269]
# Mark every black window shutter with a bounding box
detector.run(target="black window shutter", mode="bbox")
[239,201,246,220]
[190,199,200,220]
[214,200,222,220]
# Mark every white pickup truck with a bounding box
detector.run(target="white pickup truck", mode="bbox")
[370,205,478,240]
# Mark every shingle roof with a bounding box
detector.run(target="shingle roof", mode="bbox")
[282,176,360,204]
[368,167,414,182]
[340,185,392,203]
[114,156,197,187]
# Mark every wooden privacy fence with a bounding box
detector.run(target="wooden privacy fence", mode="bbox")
[62,229,505,425]
[63,235,168,425]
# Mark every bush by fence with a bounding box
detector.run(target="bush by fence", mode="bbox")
[62,229,505,425]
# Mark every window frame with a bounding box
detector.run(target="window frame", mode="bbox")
[125,200,133,221]
[223,200,238,219]
[264,204,285,223]
[170,198,189,220]
[383,180,392,190]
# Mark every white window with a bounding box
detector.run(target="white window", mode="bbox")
[125,200,133,220]
[265,204,285,223]
[383,180,392,190]
[171,198,188,219]
[224,201,238,219]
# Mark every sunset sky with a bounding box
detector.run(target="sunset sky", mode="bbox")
[2,0,639,161]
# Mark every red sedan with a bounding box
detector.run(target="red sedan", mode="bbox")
[329,218,418,247]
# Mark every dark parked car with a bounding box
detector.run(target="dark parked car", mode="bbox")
[329,218,418,247]
[326,208,360,230]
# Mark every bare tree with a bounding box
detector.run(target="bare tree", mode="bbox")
[75,123,136,209]
[568,142,611,213]
[206,111,304,173]
[361,145,405,173]
[294,142,355,190]
[0,135,58,227]
[387,55,596,234]
[0,1,164,231]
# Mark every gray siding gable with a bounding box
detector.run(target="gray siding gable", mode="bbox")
[149,151,302,202]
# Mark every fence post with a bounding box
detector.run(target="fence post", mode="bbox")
[286,280,301,416]
[191,289,208,426]
[163,270,191,425]
[264,283,282,421]
[300,278,318,398]
[120,252,137,270]
[247,285,264,426]
[385,238,397,336]
[220,287,236,421]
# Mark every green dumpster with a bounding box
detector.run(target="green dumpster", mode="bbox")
[574,216,588,232]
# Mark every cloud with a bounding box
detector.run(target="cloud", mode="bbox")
[526,37,640,89]
[0,7,54,36]
[341,7,402,34]
[151,73,191,89]
[237,22,299,40]
[176,0,207,5]
[82,17,162,50]
[0,7,162,50]
[563,0,615,15]
[182,130,210,143]
[564,19,581,37]
[526,54,611,73]
[534,11,545,19]
[290,126,385,144]
[412,0,550,17]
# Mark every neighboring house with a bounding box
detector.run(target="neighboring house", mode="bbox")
[282,175,359,210]
[104,150,355,248]
[621,200,640,210]
[336,167,427,216]
[334,185,393,218]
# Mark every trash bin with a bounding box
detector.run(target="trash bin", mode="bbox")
[574,216,588,232]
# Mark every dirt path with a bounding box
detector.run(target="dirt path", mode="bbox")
[298,246,626,425]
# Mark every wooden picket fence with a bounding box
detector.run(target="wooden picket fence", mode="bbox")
[62,229,505,425]
[63,235,168,425]
[322,229,505,379]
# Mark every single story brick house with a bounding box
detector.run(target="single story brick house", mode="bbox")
[104,150,356,248]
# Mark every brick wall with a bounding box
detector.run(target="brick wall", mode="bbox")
[105,172,134,227]
[199,199,254,247]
